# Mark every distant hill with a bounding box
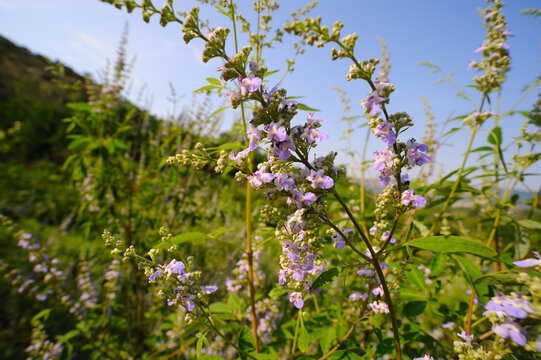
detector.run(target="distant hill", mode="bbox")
[0,34,86,162]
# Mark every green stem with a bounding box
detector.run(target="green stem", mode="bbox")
[204,308,260,360]
[331,190,402,359]
[229,0,260,351]
[291,310,301,356]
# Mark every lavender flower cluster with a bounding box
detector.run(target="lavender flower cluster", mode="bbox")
[364,80,430,210]
[148,258,217,315]
[168,61,345,309]
[479,253,541,350]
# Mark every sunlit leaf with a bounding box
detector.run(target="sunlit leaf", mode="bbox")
[406,236,497,258]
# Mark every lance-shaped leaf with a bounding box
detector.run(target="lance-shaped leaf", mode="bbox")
[405,236,496,258]
[311,267,341,291]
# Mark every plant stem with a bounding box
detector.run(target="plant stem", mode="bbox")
[229,0,260,351]
[291,310,301,356]
[331,190,402,359]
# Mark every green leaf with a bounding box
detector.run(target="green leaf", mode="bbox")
[406,236,497,258]
[311,267,341,291]
[263,69,280,78]
[209,302,234,313]
[403,301,427,317]
[515,222,530,260]
[206,77,222,86]
[404,223,414,243]
[200,355,226,360]
[453,255,490,303]
[170,232,206,244]
[474,271,523,286]
[55,329,80,344]
[412,220,429,237]
[237,326,255,359]
[209,227,234,237]
[471,146,493,153]
[206,106,229,121]
[399,285,427,300]
[443,127,461,137]
[319,327,336,354]
[67,102,93,112]
[196,333,204,359]
[430,253,448,276]
[518,219,541,230]
[329,350,364,360]
[268,288,289,298]
[194,85,220,93]
[406,265,427,293]
[227,293,242,311]
[487,126,502,145]
[298,320,309,353]
[297,103,320,111]
[154,241,171,250]
[251,354,275,360]
[31,309,52,324]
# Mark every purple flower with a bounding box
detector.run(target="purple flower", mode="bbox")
[277,270,288,285]
[372,285,384,296]
[357,267,375,277]
[248,167,274,189]
[278,98,298,111]
[266,122,287,142]
[413,354,434,360]
[361,93,385,116]
[484,293,534,319]
[402,188,427,208]
[247,126,263,151]
[289,292,304,308]
[230,148,250,165]
[307,170,334,189]
[332,228,353,250]
[369,300,389,314]
[382,231,396,244]
[164,260,185,276]
[226,91,241,106]
[378,168,395,187]
[282,241,300,263]
[349,292,368,302]
[270,135,296,161]
[262,85,278,103]
[493,322,527,346]
[274,173,296,191]
[181,294,196,312]
[239,76,262,96]
[149,269,162,281]
[249,61,258,74]
[513,252,541,268]
[457,331,474,347]
[406,138,431,167]
[373,122,396,145]
[372,150,395,171]
[289,190,317,208]
[201,285,218,294]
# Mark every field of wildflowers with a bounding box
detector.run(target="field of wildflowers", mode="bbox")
[1,0,540,359]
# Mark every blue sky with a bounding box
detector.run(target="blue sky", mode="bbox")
[1,0,540,191]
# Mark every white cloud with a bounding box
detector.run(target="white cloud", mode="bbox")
[67,31,116,70]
